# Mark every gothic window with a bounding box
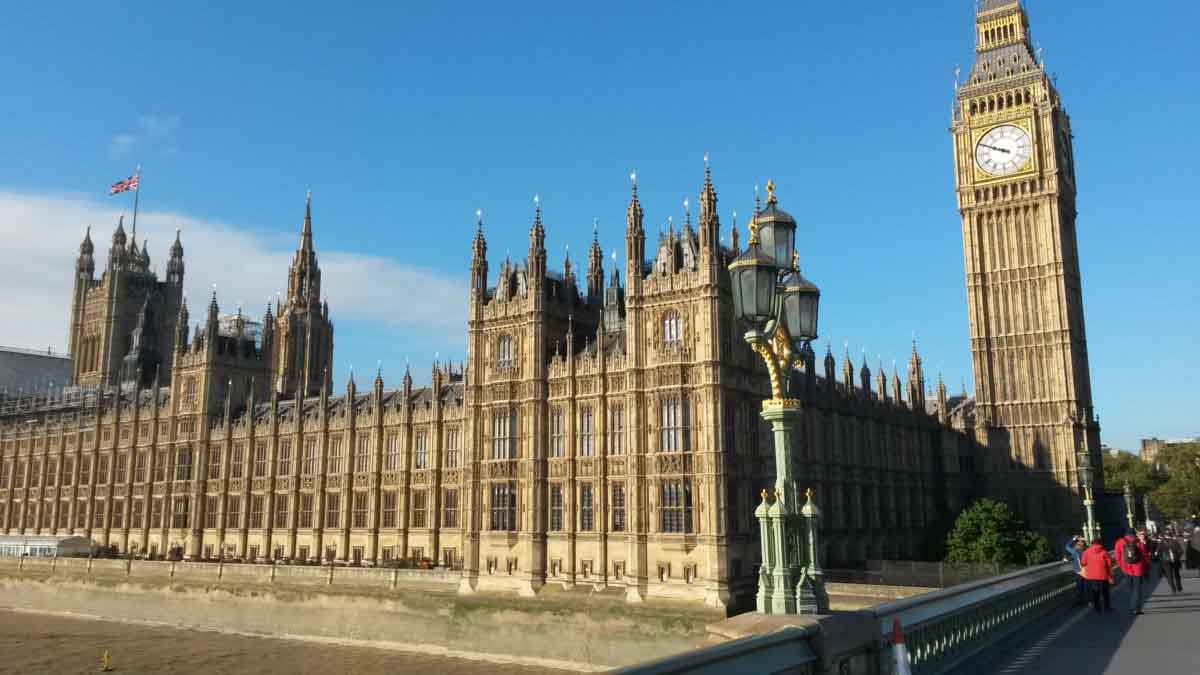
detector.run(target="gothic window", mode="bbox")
[324,492,340,528]
[226,496,242,528]
[277,440,292,477]
[659,394,690,453]
[302,438,317,475]
[550,406,565,458]
[661,479,693,534]
[183,377,196,404]
[328,436,345,474]
[611,482,626,532]
[114,453,127,483]
[497,334,514,368]
[299,494,313,529]
[579,406,594,457]
[490,408,517,460]
[230,444,244,479]
[253,442,268,478]
[489,481,517,531]
[352,492,368,528]
[607,404,625,455]
[579,483,594,532]
[549,484,563,531]
[381,491,397,528]
[97,455,109,483]
[273,495,288,528]
[355,434,370,473]
[130,499,143,529]
[248,495,264,529]
[411,490,427,528]
[443,489,459,528]
[444,428,460,468]
[414,432,428,469]
[384,432,399,471]
[204,447,217,481]
[171,496,189,529]
[662,311,682,348]
[0,461,8,489]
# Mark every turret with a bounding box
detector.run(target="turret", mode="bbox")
[167,229,185,284]
[528,195,547,286]
[875,359,887,403]
[625,172,645,289]
[109,216,128,268]
[586,222,603,303]
[907,340,926,410]
[891,362,904,406]
[860,357,872,397]
[469,210,488,299]
[698,154,719,258]
[76,227,95,279]
[174,298,190,353]
[842,347,855,395]
[936,373,949,424]
[823,344,836,390]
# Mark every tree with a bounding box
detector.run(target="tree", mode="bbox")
[1151,442,1200,520]
[1102,451,1164,494]
[944,499,1055,566]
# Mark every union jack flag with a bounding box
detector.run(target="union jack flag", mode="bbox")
[109,174,139,195]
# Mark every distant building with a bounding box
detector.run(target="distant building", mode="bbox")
[0,346,72,396]
[1140,437,1198,467]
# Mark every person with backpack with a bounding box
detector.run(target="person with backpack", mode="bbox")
[1079,536,1114,613]
[1160,529,1184,594]
[1115,528,1151,615]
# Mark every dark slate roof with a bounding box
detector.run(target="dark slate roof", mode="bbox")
[243,381,465,424]
[0,347,73,394]
[967,43,1039,87]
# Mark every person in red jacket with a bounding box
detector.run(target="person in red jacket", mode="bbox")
[1115,528,1151,615]
[1079,537,1114,613]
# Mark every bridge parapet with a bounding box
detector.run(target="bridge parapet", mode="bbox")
[616,561,1076,675]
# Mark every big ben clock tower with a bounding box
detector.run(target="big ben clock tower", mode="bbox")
[952,0,1101,526]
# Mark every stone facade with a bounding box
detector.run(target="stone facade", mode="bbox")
[0,179,977,608]
[950,0,1100,531]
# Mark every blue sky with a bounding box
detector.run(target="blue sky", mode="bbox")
[1,1,1197,452]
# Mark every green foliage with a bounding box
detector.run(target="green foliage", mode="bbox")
[944,499,1053,566]
[1150,442,1200,520]
[1102,451,1165,494]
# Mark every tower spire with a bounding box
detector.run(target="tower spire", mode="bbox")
[301,189,313,252]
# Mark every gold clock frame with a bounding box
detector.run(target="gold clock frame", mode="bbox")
[970,118,1037,184]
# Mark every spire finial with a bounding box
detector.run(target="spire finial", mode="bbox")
[683,197,690,225]
[475,208,483,229]
[765,179,777,205]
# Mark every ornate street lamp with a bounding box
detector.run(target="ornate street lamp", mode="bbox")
[729,180,826,615]
[1076,450,1098,542]
[1123,480,1136,530]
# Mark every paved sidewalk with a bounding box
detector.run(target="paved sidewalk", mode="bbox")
[950,570,1200,674]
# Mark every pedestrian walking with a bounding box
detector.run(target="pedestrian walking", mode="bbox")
[1160,530,1184,594]
[1115,528,1150,615]
[1189,528,1200,578]
[1065,535,1087,605]
[1080,537,1113,613]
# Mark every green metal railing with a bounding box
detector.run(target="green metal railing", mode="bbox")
[868,560,1075,674]
[616,561,1076,675]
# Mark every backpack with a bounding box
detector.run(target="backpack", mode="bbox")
[1122,538,1140,565]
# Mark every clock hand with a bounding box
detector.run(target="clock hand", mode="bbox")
[979,143,1011,154]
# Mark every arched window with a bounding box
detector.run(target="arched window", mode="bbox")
[497,334,513,368]
[662,311,682,348]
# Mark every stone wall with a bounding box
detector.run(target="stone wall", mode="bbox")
[0,556,718,670]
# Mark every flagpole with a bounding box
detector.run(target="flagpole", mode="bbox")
[131,165,141,233]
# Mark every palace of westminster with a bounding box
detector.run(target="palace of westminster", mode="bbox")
[0,1,1102,607]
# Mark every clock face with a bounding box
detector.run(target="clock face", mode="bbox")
[975,124,1033,176]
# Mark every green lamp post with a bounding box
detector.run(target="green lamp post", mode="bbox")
[730,180,826,615]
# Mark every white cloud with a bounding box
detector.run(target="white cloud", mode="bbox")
[108,114,181,158]
[0,190,467,355]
